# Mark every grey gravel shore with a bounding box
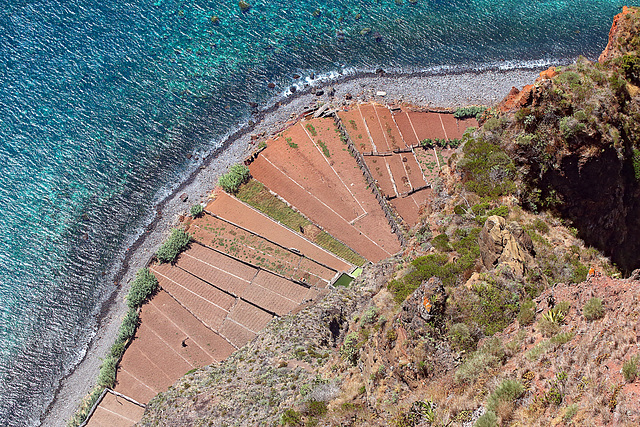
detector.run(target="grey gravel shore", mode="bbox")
[42,66,542,426]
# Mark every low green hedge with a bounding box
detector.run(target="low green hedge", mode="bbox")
[126,268,159,308]
[453,105,487,119]
[218,163,251,193]
[156,228,192,263]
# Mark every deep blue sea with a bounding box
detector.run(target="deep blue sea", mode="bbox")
[0,0,625,424]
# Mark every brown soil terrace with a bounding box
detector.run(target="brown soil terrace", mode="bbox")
[86,103,477,425]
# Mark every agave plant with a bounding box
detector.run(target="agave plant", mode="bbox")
[543,307,565,324]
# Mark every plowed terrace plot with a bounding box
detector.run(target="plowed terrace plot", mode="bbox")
[188,212,335,288]
[152,260,273,349]
[414,147,441,183]
[207,190,354,271]
[86,391,145,427]
[397,110,478,143]
[339,104,430,225]
[113,291,234,405]
[174,243,314,316]
[249,118,401,262]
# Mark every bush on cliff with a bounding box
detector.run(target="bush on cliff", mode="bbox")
[218,164,251,193]
[156,228,192,263]
[583,297,605,320]
[459,136,516,198]
[126,268,159,309]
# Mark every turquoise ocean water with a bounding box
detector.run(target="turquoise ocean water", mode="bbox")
[0,0,625,424]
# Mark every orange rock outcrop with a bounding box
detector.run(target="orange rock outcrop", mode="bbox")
[599,6,638,63]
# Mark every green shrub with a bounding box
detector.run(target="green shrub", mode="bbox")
[340,332,360,365]
[360,306,379,325]
[190,204,204,217]
[559,116,586,139]
[537,318,559,337]
[454,106,487,119]
[449,323,474,352]
[306,400,328,417]
[583,297,604,320]
[574,110,588,122]
[570,261,589,283]
[525,340,552,361]
[621,54,640,83]
[455,338,505,383]
[486,379,524,411]
[116,308,139,345]
[550,332,575,345]
[432,233,452,252]
[97,355,118,388]
[487,206,508,218]
[518,298,535,325]
[389,229,481,304]
[109,342,126,360]
[623,355,639,382]
[533,218,549,233]
[474,410,497,427]
[483,117,501,132]
[459,137,516,198]
[281,408,302,426]
[388,254,449,303]
[156,228,192,263]
[126,268,158,309]
[469,281,519,336]
[454,204,467,215]
[516,133,536,145]
[471,202,489,216]
[218,164,251,193]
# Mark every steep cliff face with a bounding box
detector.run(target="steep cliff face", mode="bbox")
[599,6,640,63]
[475,6,640,273]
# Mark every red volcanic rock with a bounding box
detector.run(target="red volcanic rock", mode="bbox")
[538,66,557,80]
[599,6,637,63]
[497,66,557,113]
[498,84,535,113]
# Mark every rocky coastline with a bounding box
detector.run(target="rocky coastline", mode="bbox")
[43,67,545,426]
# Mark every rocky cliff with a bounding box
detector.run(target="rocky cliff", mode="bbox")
[137,8,640,427]
[464,6,640,273]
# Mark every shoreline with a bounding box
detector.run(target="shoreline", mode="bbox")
[41,66,546,426]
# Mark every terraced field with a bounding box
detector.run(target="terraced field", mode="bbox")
[337,104,477,225]
[249,118,401,262]
[85,102,475,426]
[85,391,145,427]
